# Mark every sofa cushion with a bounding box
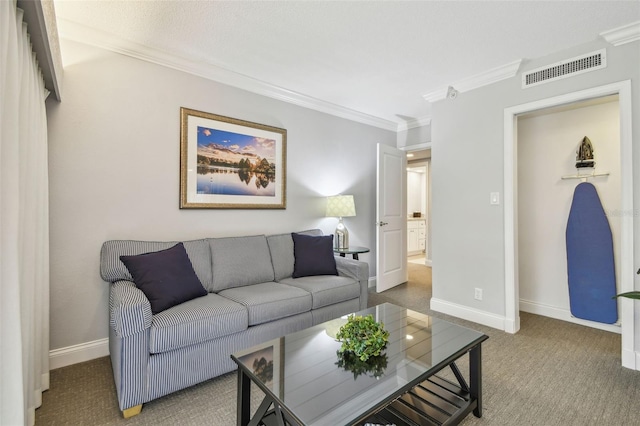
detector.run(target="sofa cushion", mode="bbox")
[219,282,312,326]
[101,239,213,290]
[210,235,275,292]
[292,233,338,278]
[120,243,208,314]
[279,275,360,309]
[267,229,324,281]
[149,293,248,354]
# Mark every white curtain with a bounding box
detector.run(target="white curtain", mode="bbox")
[0,1,51,425]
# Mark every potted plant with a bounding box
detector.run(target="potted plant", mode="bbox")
[335,314,389,362]
[613,269,640,300]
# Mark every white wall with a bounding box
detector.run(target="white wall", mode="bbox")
[46,39,395,352]
[430,37,639,351]
[397,123,431,149]
[517,99,621,329]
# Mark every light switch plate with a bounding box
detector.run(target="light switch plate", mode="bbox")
[490,192,500,205]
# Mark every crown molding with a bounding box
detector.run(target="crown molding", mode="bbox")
[422,87,449,103]
[600,21,640,46]
[455,59,522,92]
[397,116,432,132]
[57,19,398,131]
[423,59,523,103]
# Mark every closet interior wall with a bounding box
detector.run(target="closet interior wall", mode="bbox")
[516,96,621,332]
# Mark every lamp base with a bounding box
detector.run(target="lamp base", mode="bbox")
[335,218,349,249]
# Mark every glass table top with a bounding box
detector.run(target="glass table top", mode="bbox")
[232,303,487,425]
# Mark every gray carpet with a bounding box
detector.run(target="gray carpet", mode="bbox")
[36,263,640,425]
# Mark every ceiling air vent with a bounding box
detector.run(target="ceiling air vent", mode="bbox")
[522,49,606,88]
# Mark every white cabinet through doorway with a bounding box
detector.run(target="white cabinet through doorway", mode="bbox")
[408,219,426,255]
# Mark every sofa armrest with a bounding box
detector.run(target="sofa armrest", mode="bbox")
[109,280,152,338]
[335,257,369,309]
[108,280,152,412]
[335,256,367,280]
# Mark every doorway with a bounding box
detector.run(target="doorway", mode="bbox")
[406,149,431,268]
[503,81,635,369]
[517,95,621,334]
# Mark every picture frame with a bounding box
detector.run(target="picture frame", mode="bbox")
[180,107,287,209]
[236,338,284,397]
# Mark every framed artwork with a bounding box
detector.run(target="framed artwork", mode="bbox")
[236,338,283,397]
[180,107,287,209]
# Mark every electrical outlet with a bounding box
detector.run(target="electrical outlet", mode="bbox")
[474,288,483,301]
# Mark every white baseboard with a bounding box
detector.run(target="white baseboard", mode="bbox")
[368,277,376,289]
[430,297,624,335]
[49,338,109,370]
[621,347,639,370]
[519,299,621,334]
[424,259,432,267]
[504,315,520,334]
[46,314,639,372]
[430,298,507,331]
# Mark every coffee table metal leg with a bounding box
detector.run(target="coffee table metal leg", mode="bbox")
[273,403,287,426]
[470,344,483,418]
[238,369,251,426]
[449,362,469,392]
[250,396,279,426]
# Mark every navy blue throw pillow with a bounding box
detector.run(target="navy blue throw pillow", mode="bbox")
[291,233,338,278]
[120,243,207,314]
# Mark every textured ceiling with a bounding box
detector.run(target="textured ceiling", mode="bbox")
[53,1,640,127]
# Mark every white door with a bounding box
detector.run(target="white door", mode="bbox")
[376,144,408,292]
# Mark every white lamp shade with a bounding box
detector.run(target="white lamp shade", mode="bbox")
[326,195,356,217]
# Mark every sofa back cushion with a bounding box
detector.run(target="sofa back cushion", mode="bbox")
[100,239,213,290]
[209,235,275,292]
[267,229,324,281]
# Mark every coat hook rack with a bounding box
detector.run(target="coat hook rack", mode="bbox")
[561,170,610,180]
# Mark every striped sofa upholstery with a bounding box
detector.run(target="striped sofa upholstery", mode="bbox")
[100,230,369,416]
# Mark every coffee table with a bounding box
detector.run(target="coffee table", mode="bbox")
[231,303,488,426]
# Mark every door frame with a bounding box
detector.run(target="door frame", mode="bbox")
[503,80,635,369]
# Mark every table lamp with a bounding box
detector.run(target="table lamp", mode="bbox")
[326,195,356,249]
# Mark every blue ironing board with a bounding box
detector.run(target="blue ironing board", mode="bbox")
[566,182,617,324]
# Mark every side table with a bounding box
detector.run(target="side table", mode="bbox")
[333,246,369,260]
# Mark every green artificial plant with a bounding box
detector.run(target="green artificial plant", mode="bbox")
[335,314,389,362]
[612,269,640,300]
[614,292,640,300]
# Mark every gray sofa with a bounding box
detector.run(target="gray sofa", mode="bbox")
[99,229,369,417]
